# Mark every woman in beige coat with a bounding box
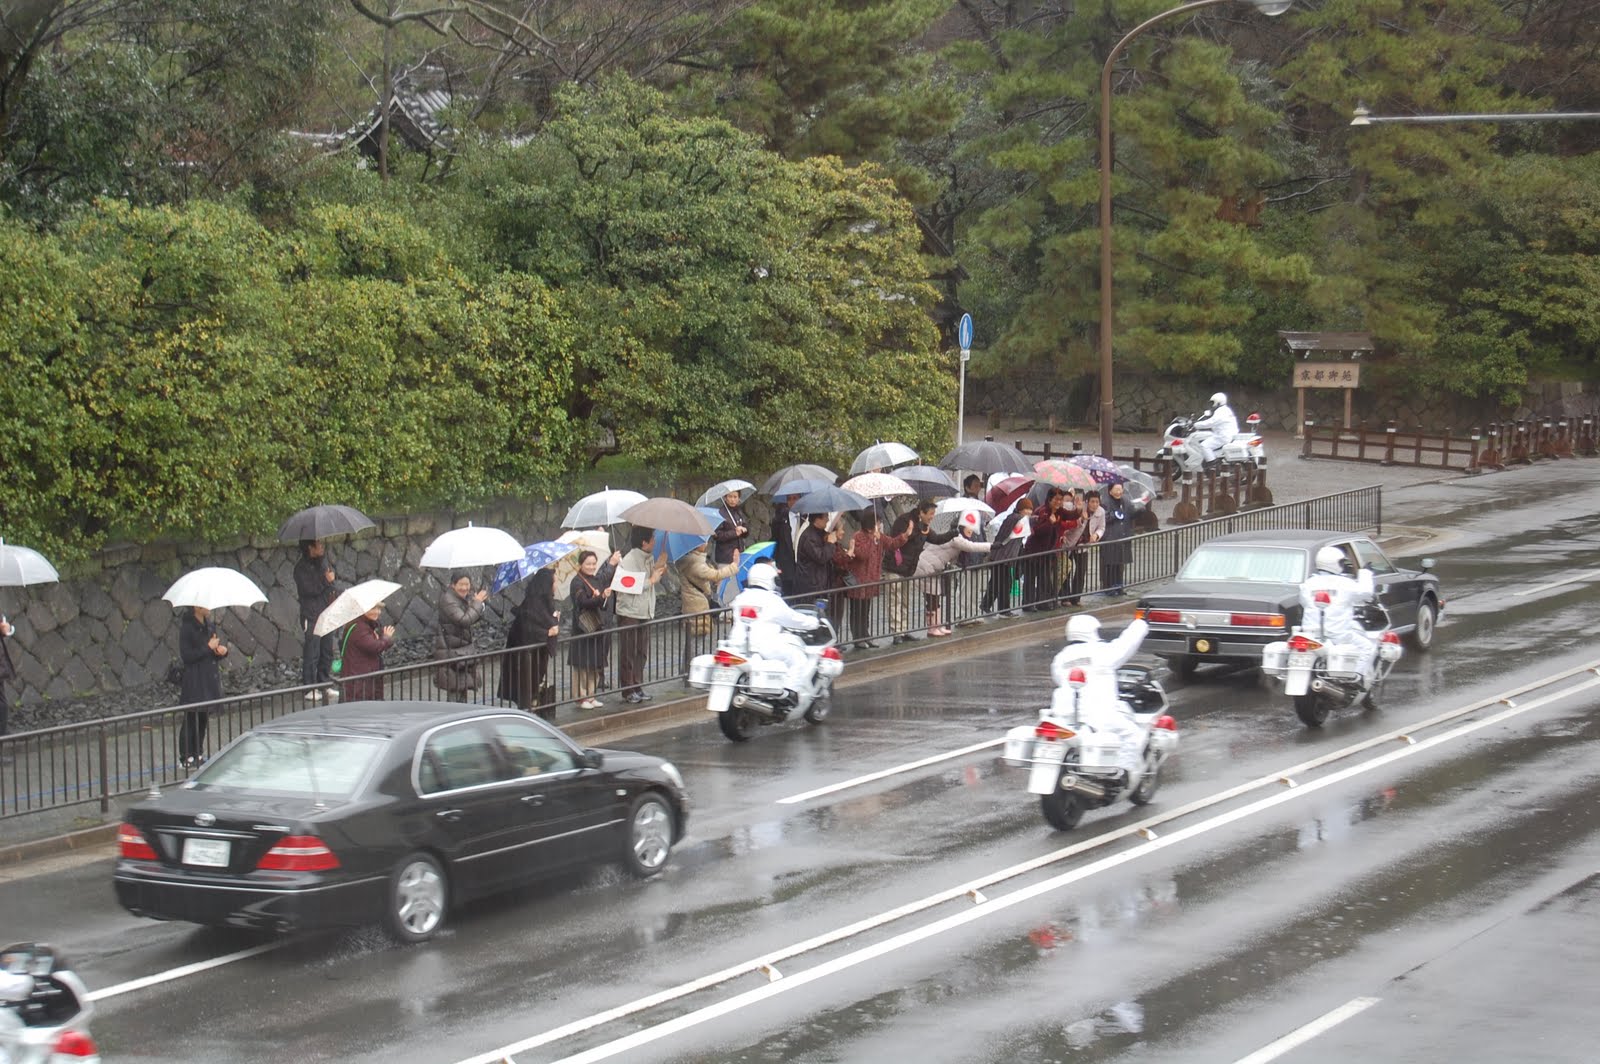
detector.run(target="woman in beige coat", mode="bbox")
[676,543,740,673]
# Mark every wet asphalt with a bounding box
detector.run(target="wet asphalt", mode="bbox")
[2,463,1599,1063]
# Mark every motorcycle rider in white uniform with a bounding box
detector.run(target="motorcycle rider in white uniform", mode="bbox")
[1191,391,1239,464]
[1051,615,1150,790]
[1299,546,1378,685]
[729,560,820,702]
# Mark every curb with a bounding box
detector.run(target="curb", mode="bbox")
[0,822,118,868]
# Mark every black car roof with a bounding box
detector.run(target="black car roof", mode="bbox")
[1198,529,1369,547]
[250,701,526,740]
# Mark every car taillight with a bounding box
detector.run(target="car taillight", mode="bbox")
[1313,590,1332,606]
[1066,667,1086,686]
[1153,715,1178,731]
[1287,634,1322,652]
[713,649,746,667]
[256,835,339,872]
[1035,720,1075,741]
[738,606,758,620]
[1229,612,1284,627]
[821,646,842,661]
[1146,609,1182,624]
[117,823,157,860]
[1381,631,1401,644]
[51,1030,98,1058]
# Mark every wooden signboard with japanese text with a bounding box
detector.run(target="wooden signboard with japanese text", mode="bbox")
[1293,362,1360,389]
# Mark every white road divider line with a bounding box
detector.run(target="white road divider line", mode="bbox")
[776,739,1006,804]
[1230,996,1381,1064]
[85,941,284,1002]
[455,668,1600,1064]
[1512,568,1600,596]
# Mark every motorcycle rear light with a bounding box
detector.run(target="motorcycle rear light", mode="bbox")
[1168,440,1182,449]
[117,823,157,860]
[1287,635,1322,652]
[1381,631,1401,644]
[256,835,340,872]
[1313,590,1332,606]
[1066,667,1087,686]
[738,606,758,619]
[821,646,842,661]
[713,649,747,667]
[1145,609,1182,624]
[1249,437,1263,447]
[1153,715,1178,731]
[52,1030,99,1058]
[1035,720,1075,741]
[1229,612,1284,627]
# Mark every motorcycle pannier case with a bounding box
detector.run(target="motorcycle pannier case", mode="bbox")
[1325,645,1364,679]
[1002,724,1037,766]
[1378,640,1403,663]
[747,662,789,695]
[687,654,720,686]
[1260,641,1288,674]
[1079,729,1121,770]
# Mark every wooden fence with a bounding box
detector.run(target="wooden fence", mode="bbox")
[1299,416,1600,472]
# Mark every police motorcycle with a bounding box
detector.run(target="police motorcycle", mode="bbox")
[1001,663,1179,832]
[1260,592,1403,729]
[1161,406,1265,479]
[0,943,100,1064]
[687,573,845,742]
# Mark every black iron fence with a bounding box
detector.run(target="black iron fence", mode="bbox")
[0,485,1381,822]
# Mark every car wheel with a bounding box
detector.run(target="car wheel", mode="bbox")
[1407,598,1437,651]
[623,793,675,878]
[718,706,756,742]
[1039,788,1085,832]
[384,852,448,944]
[1293,693,1329,728]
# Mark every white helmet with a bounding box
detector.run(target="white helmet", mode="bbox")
[746,561,778,592]
[1314,546,1344,574]
[1210,392,1227,406]
[1065,614,1101,643]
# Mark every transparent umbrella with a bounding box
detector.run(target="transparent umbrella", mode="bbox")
[0,539,60,587]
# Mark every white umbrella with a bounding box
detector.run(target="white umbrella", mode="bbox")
[930,498,995,535]
[849,441,919,476]
[551,529,612,599]
[0,539,60,587]
[840,472,916,500]
[162,567,268,610]
[313,579,402,637]
[694,479,757,508]
[561,488,648,529]
[419,524,526,569]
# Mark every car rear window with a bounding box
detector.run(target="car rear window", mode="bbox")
[1179,544,1306,584]
[189,733,384,799]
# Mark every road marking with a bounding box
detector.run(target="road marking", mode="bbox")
[775,738,1006,804]
[1512,568,1600,596]
[453,666,1600,1064]
[1230,996,1381,1064]
[85,941,284,1001]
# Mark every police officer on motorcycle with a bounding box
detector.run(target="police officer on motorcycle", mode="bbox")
[729,560,820,704]
[1052,615,1149,790]
[1191,391,1239,464]
[1300,546,1379,688]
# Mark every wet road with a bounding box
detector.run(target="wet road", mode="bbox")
[4,465,1599,1063]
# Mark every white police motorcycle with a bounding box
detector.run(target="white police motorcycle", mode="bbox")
[688,603,845,742]
[1161,410,1266,478]
[1261,601,1404,727]
[0,943,100,1064]
[1001,665,1180,831]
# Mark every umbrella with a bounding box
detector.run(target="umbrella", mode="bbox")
[840,473,916,500]
[938,440,1033,476]
[985,475,1034,512]
[1033,459,1098,491]
[551,529,611,596]
[276,504,376,543]
[760,464,837,496]
[0,539,60,587]
[736,542,777,587]
[893,465,958,499]
[313,579,402,637]
[766,477,834,501]
[491,541,582,594]
[621,497,716,535]
[930,498,995,534]
[419,524,526,569]
[793,485,870,515]
[561,488,648,529]
[694,479,756,508]
[848,441,919,476]
[1117,464,1158,511]
[654,507,724,565]
[1068,454,1128,485]
[162,567,268,611]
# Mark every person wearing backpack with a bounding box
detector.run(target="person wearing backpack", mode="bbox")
[338,603,395,703]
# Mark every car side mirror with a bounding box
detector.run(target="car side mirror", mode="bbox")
[1420,558,1436,571]
[580,749,603,770]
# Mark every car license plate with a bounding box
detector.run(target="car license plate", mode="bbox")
[710,667,738,683]
[182,837,231,868]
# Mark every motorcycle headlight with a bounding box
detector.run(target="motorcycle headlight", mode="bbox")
[658,761,685,790]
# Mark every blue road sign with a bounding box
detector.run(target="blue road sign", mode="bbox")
[957,312,973,351]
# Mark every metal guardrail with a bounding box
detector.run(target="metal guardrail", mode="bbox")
[0,485,1382,821]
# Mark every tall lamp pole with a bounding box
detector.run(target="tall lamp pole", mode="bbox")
[1097,0,1292,459]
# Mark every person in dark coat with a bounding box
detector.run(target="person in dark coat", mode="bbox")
[178,606,228,767]
[338,604,395,703]
[569,550,619,710]
[982,497,1033,616]
[711,490,749,566]
[791,514,840,601]
[884,500,937,641]
[500,570,560,717]
[0,613,15,756]
[293,539,337,700]
[1100,481,1135,596]
[433,572,489,701]
[1022,490,1065,610]
[770,493,802,593]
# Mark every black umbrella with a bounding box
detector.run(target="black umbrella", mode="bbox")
[277,504,377,543]
[937,440,1034,477]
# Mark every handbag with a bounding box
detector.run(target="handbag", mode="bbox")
[165,660,184,686]
[330,625,356,676]
[577,608,603,634]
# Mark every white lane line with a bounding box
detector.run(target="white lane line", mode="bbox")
[1512,568,1600,596]
[85,941,284,1001]
[775,739,1006,804]
[448,662,1600,1064]
[1230,996,1381,1064]
[527,677,1600,1064]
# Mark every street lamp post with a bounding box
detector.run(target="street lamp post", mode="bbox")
[1097,0,1292,459]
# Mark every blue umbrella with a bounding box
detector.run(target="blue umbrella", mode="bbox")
[735,541,777,588]
[491,541,581,593]
[794,485,870,515]
[653,507,723,565]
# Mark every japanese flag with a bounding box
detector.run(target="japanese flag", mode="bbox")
[611,568,646,594]
[961,510,980,529]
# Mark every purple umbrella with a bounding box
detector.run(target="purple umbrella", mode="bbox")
[1067,454,1127,485]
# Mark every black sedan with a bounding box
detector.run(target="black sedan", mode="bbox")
[114,702,690,943]
[1135,529,1442,678]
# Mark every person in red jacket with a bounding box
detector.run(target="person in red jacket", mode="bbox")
[834,510,910,650]
[338,603,395,703]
